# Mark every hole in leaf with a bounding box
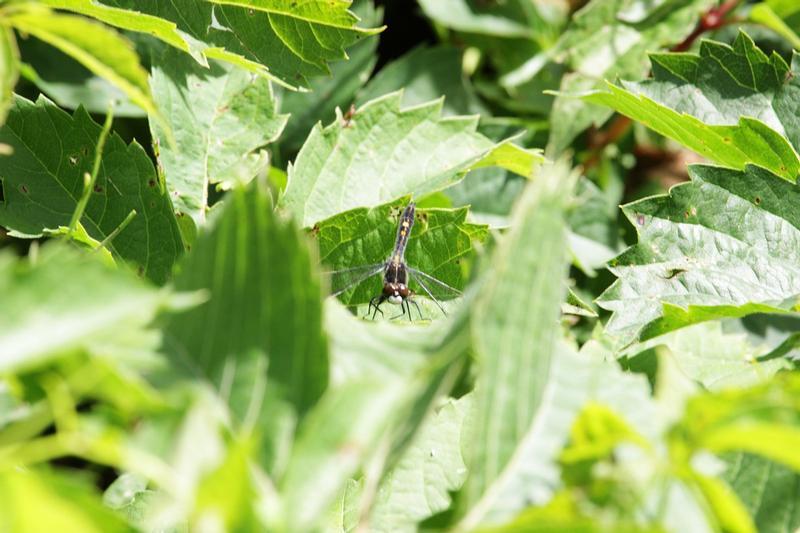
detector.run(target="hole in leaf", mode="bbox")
[754,196,762,205]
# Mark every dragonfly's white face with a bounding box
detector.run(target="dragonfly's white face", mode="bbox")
[388,293,404,305]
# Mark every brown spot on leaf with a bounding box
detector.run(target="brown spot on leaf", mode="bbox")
[754,196,762,205]
[19,184,28,194]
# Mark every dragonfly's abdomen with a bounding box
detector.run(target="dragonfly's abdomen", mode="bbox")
[392,202,416,261]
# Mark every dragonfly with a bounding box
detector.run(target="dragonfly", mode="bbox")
[326,202,462,320]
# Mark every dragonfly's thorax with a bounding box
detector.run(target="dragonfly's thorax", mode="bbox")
[383,281,410,304]
[384,256,410,304]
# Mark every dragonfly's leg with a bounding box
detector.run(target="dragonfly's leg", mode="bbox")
[390,299,408,321]
[409,298,423,321]
[368,295,386,320]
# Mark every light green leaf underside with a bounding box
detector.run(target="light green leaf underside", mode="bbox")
[749,0,800,51]
[163,180,327,417]
[638,322,791,391]
[8,10,161,124]
[0,95,183,284]
[316,198,486,307]
[582,33,800,182]
[599,164,800,346]
[285,304,468,531]
[459,161,574,527]
[367,394,472,532]
[0,244,170,373]
[149,45,288,224]
[281,92,542,227]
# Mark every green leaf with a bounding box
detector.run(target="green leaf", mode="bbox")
[581,33,800,182]
[149,45,288,224]
[8,10,162,124]
[690,472,756,533]
[0,26,18,126]
[598,163,800,345]
[283,301,468,531]
[722,453,800,533]
[0,95,183,284]
[315,199,486,307]
[278,0,383,153]
[280,379,407,531]
[163,179,328,417]
[19,38,145,117]
[0,243,173,374]
[458,161,575,527]
[281,92,542,227]
[750,0,800,51]
[39,0,204,59]
[367,394,472,531]
[646,322,791,390]
[543,0,715,153]
[93,0,382,89]
[678,373,800,471]
[103,474,157,528]
[0,468,132,533]
[356,45,488,117]
[417,0,536,38]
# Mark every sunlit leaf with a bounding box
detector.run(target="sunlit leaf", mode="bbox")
[9,10,162,123]
[599,164,800,345]
[149,45,288,224]
[281,92,542,227]
[581,33,800,182]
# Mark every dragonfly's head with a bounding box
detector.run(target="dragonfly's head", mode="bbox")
[384,282,410,304]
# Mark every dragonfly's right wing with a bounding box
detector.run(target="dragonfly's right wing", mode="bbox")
[406,267,462,300]
[325,263,385,297]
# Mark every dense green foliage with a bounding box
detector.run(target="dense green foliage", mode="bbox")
[1,1,800,532]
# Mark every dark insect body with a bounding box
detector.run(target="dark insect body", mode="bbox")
[327,202,461,321]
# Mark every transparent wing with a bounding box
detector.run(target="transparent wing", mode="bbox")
[406,267,462,301]
[325,263,385,297]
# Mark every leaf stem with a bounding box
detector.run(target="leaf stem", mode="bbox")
[68,103,114,234]
[95,209,137,252]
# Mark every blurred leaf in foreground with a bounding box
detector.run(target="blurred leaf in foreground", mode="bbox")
[458,160,575,527]
[163,179,327,418]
